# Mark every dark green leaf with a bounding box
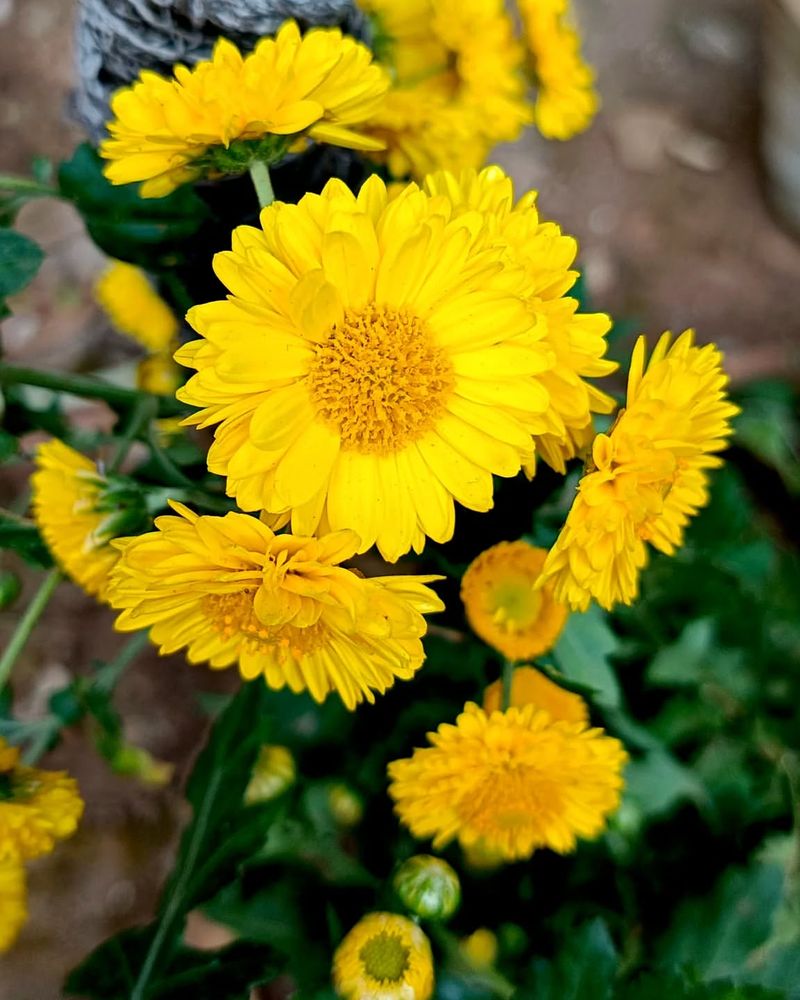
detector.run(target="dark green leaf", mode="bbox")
[0,511,53,568]
[617,972,785,999]
[552,605,622,708]
[0,228,44,297]
[623,750,708,819]
[525,919,618,1000]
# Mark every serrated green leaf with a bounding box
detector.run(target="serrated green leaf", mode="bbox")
[0,228,44,297]
[552,605,622,708]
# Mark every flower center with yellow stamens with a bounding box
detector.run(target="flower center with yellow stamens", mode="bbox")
[490,580,543,633]
[202,590,326,660]
[359,931,411,983]
[465,765,562,834]
[307,303,454,454]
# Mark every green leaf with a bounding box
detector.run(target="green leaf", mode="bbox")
[0,511,53,568]
[525,919,618,1000]
[733,388,800,495]
[617,972,785,999]
[646,619,754,704]
[552,605,622,708]
[623,750,708,819]
[0,228,44,297]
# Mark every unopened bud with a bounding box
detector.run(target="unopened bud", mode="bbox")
[393,855,461,921]
[244,744,295,805]
[460,928,498,968]
[328,783,363,828]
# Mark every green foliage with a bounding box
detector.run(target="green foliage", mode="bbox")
[0,227,44,318]
[552,604,622,708]
[525,919,618,999]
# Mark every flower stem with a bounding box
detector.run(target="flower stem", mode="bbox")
[105,395,159,475]
[248,160,275,209]
[0,174,56,196]
[501,660,516,711]
[0,567,62,691]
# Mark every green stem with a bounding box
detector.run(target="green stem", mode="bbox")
[501,660,516,711]
[94,631,151,694]
[0,174,56,196]
[248,160,275,210]
[0,567,61,690]
[106,395,159,474]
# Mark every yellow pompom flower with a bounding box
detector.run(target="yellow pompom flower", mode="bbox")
[359,0,531,177]
[540,330,740,611]
[423,166,616,473]
[108,502,443,709]
[461,541,568,660]
[95,261,179,354]
[518,0,599,140]
[177,174,556,562]
[0,739,84,864]
[333,911,434,1000]
[388,702,627,861]
[100,21,389,197]
[0,862,27,953]
[483,665,588,723]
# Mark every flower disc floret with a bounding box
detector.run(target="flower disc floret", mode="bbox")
[333,911,434,1000]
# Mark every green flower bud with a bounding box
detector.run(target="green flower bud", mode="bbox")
[244,744,296,805]
[393,855,461,921]
[328,782,364,828]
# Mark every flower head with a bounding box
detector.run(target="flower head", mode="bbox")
[100,20,389,197]
[95,261,179,355]
[483,665,588,723]
[388,702,627,861]
[244,745,296,805]
[0,739,84,864]
[461,541,568,660]
[539,330,740,611]
[393,855,461,921]
[333,911,434,1000]
[178,173,557,561]
[108,502,443,709]
[0,862,26,953]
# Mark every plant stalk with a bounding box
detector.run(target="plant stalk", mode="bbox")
[249,160,275,210]
[0,567,62,690]
[501,660,516,711]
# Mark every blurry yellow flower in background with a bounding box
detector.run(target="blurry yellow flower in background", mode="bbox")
[0,739,83,864]
[540,330,739,611]
[108,503,443,709]
[460,928,498,968]
[483,665,588,723]
[0,862,27,953]
[100,21,389,197]
[388,702,626,861]
[461,541,568,660]
[244,745,296,805]
[94,261,178,355]
[518,0,599,140]
[333,911,434,1000]
[178,173,557,562]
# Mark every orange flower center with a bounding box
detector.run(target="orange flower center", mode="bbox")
[359,932,410,983]
[202,590,325,660]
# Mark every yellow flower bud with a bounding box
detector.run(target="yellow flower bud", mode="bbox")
[244,745,295,805]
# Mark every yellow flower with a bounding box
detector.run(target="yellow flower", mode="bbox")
[177,173,556,562]
[422,166,617,474]
[539,330,740,611]
[244,745,296,804]
[483,665,588,723]
[359,0,531,177]
[0,739,84,864]
[518,0,599,140]
[461,541,568,660]
[108,502,443,709]
[100,21,389,197]
[94,261,179,354]
[0,862,27,953]
[333,911,434,1000]
[136,354,182,396]
[460,928,498,968]
[388,702,627,861]
[31,439,124,600]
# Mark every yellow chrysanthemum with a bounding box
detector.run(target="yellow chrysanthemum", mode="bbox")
[0,862,27,953]
[539,330,740,611]
[358,0,531,177]
[0,739,84,864]
[460,929,498,968]
[461,541,568,660]
[333,911,434,1000]
[177,173,558,562]
[483,665,588,722]
[108,502,443,709]
[100,21,389,197]
[388,702,627,861]
[518,0,599,140]
[31,439,123,600]
[95,261,179,354]
[422,166,616,473]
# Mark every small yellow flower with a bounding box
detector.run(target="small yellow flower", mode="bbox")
[333,911,434,1000]
[518,0,599,140]
[539,330,740,611]
[461,541,568,660]
[388,702,627,862]
[0,861,27,953]
[94,261,179,355]
[483,665,588,723]
[460,928,498,968]
[244,745,296,805]
[136,354,182,396]
[0,739,84,864]
[100,21,389,197]
[108,502,443,710]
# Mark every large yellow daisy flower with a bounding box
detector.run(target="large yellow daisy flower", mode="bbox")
[100,20,389,197]
[540,330,740,611]
[483,665,588,722]
[0,739,84,864]
[0,862,27,953]
[108,503,443,709]
[177,174,555,562]
[333,911,434,1000]
[388,702,626,861]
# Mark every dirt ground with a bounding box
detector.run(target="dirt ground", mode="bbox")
[1,0,799,997]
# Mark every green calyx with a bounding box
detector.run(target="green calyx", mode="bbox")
[202,135,293,177]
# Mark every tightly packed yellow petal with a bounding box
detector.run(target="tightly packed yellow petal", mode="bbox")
[108,502,443,709]
[483,665,588,723]
[0,862,27,953]
[333,911,434,1000]
[423,166,616,472]
[388,702,627,861]
[0,739,84,864]
[100,20,389,197]
[518,0,599,140]
[357,0,531,177]
[94,261,179,354]
[177,173,557,561]
[461,541,568,660]
[31,439,122,600]
[540,330,740,611]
